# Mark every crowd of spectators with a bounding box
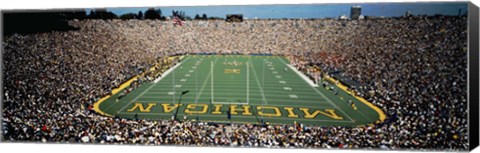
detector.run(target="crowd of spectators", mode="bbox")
[288,15,468,150]
[2,15,468,150]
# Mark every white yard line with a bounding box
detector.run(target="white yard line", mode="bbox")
[146,80,312,85]
[248,58,269,104]
[148,87,305,92]
[310,84,355,122]
[135,98,334,106]
[246,62,249,104]
[211,61,214,102]
[277,58,355,122]
[117,83,158,114]
[195,58,219,103]
[154,56,191,83]
[278,58,319,87]
[118,56,191,113]
[210,102,249,105]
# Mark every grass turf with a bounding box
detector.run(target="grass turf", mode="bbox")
[97,55,381,127]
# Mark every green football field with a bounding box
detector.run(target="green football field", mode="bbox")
[95,55,384,126]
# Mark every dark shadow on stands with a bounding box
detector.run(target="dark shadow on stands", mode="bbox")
[2,9,119,36]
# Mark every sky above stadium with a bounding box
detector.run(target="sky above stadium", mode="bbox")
[99,2,468,19]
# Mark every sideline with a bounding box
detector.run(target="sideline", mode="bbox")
[93,76,139,117]
[280,56,385,125]
[278,58,354,122]
[323,75,386,124]
[93,56,183,117]
[283,62,319,87]
[154,56,189,83]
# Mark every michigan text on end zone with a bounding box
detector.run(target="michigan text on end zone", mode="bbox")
[125,103,344,119]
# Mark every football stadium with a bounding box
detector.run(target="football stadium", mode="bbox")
[95,55,384,126]
[1,2,472,151]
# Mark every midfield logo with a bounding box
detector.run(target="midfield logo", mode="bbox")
[224,69,241,74]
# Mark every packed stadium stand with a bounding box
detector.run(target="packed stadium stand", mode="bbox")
[2,15,468,150]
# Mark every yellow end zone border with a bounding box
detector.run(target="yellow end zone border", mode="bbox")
[323,75,386,125]
[93,55,385,126]
[93,56,183,117]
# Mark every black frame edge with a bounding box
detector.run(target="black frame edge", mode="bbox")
[0,9,4,143]
[468,1,479,151]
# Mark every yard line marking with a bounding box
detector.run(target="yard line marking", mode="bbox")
[289,94,298,99]
[141,93,328,99]
[211,61,214,103]
[246,62,249,104]
[153,56,192,83]
[279,81,286,84]
[277,57,355,122]
[310,83,354,122]
[248,58,268,105]
[180,79,187,82]
[134,100,334,106]
[168,91,176,95]
[275,75,282,79]
[356,107,370,121]
[149,85,320,91]
[153,80,295,85]
[145,89,326,95]
[175,85,182,88]
[185,74,191,77]
[194,57,219,103]
[277,59,318,87]
[283,87,292,91]
[116,83,158,114]
[208,102,248,105]
[117,56,192,113]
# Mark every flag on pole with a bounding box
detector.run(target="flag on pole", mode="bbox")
[173,16,183,26]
